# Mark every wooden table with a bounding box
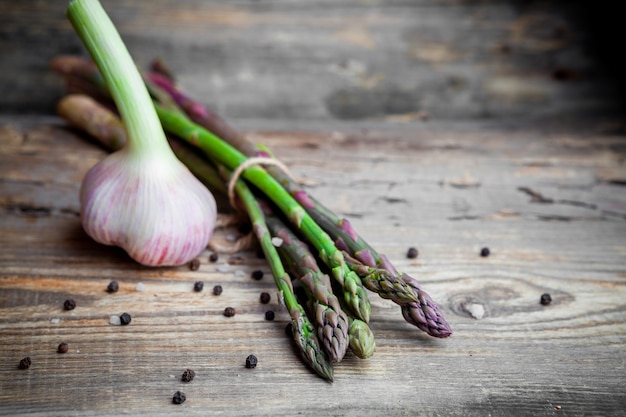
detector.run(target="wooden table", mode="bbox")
[2,114,625,416]
[2,0,626,415]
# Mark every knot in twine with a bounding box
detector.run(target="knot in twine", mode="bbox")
[226,157,294,212]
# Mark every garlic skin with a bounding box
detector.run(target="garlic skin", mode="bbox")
[80,149,217,266]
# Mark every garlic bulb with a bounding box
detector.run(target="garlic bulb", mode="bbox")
[68,0,216,266]
[80,150,216,266]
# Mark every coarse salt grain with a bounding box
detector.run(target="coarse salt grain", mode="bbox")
[109,315,121,326]
[216,263,231,273]
[271,237,283,247]
[135,282,146,292]
[234,269,246,278]
[50,318,60,324]
[466,303,485,320]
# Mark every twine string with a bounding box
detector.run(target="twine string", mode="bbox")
[226,156,293,211]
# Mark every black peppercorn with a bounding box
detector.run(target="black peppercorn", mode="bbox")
[213,285,223,296]
[120,312,132,325]
[18,357,31,370]
[265,311,275,321]
[193,281,204,292]
[223,307,236,317]
[208,253,219,263]
[63,299,76,311]
[172,391,186,405]
[57,342,69,354]
[189,258,201,271]
[406,247,419,259]
[480,247,490,257]
[107,281,119,293]
[260,292,270,304]
[251,270,264,281]
[540,293,552,306]
[245,354,258,369]
[181,369,195,382]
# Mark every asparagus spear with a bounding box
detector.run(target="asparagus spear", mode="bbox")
[263,207,350,363]
[347,317,376,360]
[51,55,112,106]
[234,178,334,381]
[141,68,452,338]
[51,56,371,323]
[300,204,452,338]
[264,209,376,360]
[57,93,126,151]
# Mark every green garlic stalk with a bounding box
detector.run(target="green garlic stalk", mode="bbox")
[66,0,217,266]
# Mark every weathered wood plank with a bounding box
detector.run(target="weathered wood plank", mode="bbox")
[1,117,625,416]
[1,0,623,120]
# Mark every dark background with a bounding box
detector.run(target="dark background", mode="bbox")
[1,0,624,122]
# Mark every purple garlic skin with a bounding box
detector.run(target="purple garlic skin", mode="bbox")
[80,149,217,266]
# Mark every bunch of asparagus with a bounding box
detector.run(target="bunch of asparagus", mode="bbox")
[52,55,452,381]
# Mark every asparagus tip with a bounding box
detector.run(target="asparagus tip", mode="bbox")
[348,319,376,359]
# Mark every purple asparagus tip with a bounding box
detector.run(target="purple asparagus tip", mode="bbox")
[253,150,272,158]
[292,190,316,209]
[147,73,183,99]
[335,237,350,252]
[147,72,208,120]
[377,254,398,276]
[355,249,377,268]
[338,218,358,242]
[400,274,452,338]
[188,102,208,121]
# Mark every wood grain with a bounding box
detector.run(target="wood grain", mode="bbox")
[1,116,625,416]
[1,0,624,120]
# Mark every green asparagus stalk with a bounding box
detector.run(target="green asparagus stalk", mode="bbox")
[51,56,371,323]
[233,176,334,381]
[142,68,452,338]
[263,207,350,363]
